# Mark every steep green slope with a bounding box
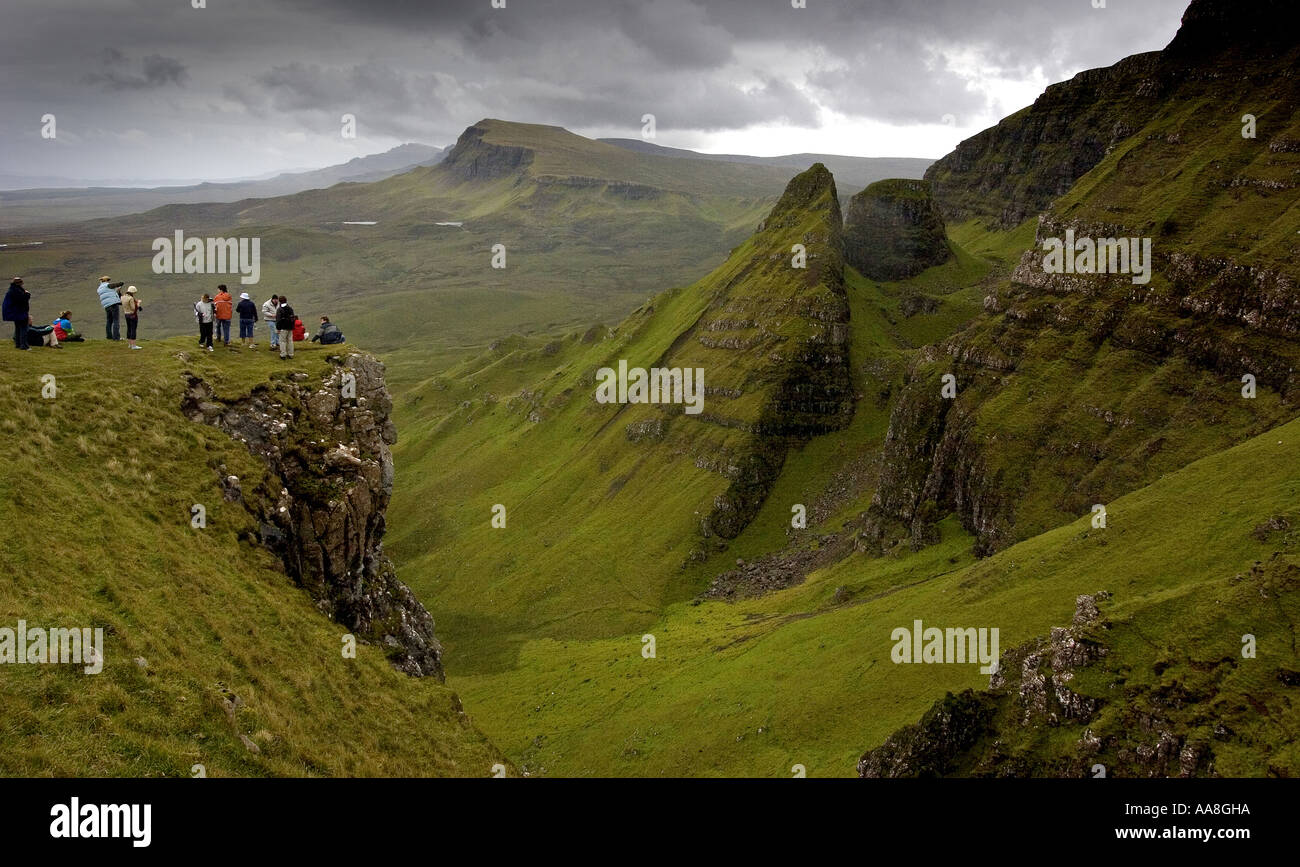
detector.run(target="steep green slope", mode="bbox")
[866,0,1300,556]
[926,0,1297,230]
[387,165,856,667]
[0,340,503,776]
[426,392,1300,778]
[380,0,1299,778]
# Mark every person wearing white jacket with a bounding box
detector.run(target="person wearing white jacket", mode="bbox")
[261,294,280,349]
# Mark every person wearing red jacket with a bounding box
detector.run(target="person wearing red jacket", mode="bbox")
[213,285,234,348]
[292,317,306,343]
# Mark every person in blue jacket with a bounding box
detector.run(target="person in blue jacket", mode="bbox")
[3,277,31,350]
[97,275,125,340]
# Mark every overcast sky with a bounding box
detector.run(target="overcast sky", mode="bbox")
[1,0,1190,184]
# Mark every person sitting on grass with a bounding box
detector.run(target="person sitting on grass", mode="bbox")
[52,311,84,343]
[27,315,61,348]
[310,316,345,345]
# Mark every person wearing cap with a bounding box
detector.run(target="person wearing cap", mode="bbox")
[3,276,31,350]
[121,285,143,350]
[96,275,125,340]
[235,291,258,349]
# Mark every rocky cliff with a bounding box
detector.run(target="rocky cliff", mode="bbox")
[183,353,445,678]
[843,179,952,281]
[926,0,1296,228]
[441,122,535,181]
[680,164,855,539]
[860,545,1300,779]
[861,0,1300,557]
[857,592,1215,778]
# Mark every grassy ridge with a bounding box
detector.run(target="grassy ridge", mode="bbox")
[442,408,1300,777]
[0,339,503,776]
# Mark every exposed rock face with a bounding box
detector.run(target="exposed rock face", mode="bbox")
[926,0,1295,228]
[860,0,1300,557]
[858,592,1230,778]
[656,164,854,541]
[700,533,851,601]
[183,353,445,679]
[925,52,1162,228]
[441,123,534,181]
[842,179,952,280]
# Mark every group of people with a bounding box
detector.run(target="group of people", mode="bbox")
[2,274,344,355]
[192,288,344,358]
[4,276,92,350]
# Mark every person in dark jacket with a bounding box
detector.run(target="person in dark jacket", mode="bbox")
[310,316,345,345]
[275,296,296,359]
[235,292,259,349]
[27,316,61,348]
[4,277,31,350]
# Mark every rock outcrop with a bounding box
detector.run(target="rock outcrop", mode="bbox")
[859,0,1300,557]
[441,121,535,181]
[842,179,952,280]
[183,353,445,679]
[925,0,1295,228]
[858,591,1219,778]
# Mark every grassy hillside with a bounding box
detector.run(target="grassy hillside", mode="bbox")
[0,339,503,776]
[384,218,1299,775]
[447,415,1300,777]
[0,120,796,369]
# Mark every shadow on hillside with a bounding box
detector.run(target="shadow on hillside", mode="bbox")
[434,610,530,677]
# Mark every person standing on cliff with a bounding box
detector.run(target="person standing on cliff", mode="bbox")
[261,293,280,350]
[97,275,124,340]
[275,296,296,359]
[195,293,215,352]
[236,292,258,349]
[213,285,234,348]
[121,285,143,350]
[3,277,31,350]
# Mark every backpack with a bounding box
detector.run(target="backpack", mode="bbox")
[276,304,295,330]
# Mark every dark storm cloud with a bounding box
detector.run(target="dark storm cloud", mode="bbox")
[266,0,1188,129]
[83,52,188,91]
[0,0,1190,181]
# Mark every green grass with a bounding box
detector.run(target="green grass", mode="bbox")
[447,415,1300,777]
[0,337,504,776]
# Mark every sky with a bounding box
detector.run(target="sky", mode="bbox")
[0,0,1191,185]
